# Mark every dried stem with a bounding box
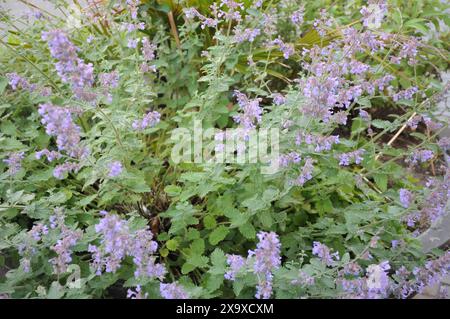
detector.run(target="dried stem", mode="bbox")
[167,11,181,49]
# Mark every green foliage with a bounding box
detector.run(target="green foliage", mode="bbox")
[0,0,448,299]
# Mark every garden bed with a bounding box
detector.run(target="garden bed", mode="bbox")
[0,0,449,300]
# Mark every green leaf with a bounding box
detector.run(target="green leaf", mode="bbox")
[373,173,388,192]
[78,194,97,207]
[209,225,229,245]
[239,223,256,239]
[164,185,181,196]
[371,119,393,129]
[166,239,179,251]
[203,215,217,229]
[0,77,8,95]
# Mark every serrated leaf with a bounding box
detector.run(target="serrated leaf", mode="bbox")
[209,225,229,245]
[166,239,179,251]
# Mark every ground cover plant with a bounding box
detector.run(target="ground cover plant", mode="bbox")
[0,0,449,299]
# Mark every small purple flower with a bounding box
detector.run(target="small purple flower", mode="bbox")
[132,111,161,130]
[360,1,387,29]
[312,241,339,266]
[42,30,95,101]
[272,93,286,106]
[90,212,165,279]
[160,282,189,299]
[232,91,262,130]
[399,188,413,208]
[291,8,304,26]
[294,157,315,186]
[127,285,148,299]
[393,87,418,102]
[38,103,88,160]
[35,149,62,162]
[53,162,81,179]
[99,71,119,88]
[127,38,139,49]
[366,261,390,298]
[141,37,157,61]
[248,231,281,299]
[225,254,246,281]
[108,161,123,178]
[3,152,25,176]
[338,149,365,166]
[29,223,49,241]
[233,27,261,43]
[49,227,82,274]
[407,149,434,165]
[6,73,32,91]
[279,152,301,167]
[269,38,295,59]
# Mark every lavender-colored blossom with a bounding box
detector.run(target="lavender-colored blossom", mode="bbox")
[35,149,62,162]
[391,240,399,249]
[291,271,315,286]
[90,212,165,279]
[122,22,145,32]
[294,157,315,186]
[296,132,340,152]
[338,149,365,166]
[407,115,422,130]
[42,30,95,101]
[225,254,246,280]
[126,0,140,19]
[399,38,419,65]
[127,285,148,299]
[160,282,189,299]
[53,162,81,179]
[255,274,274,299]
[99,71,119,88]
[232,91,262,130]
[38,103,88,159]
[399,188,413,208]
[359,110,371,122]
[392,253,450,299]
[272,93,286,106]
[422,116,443,131]
[127,38,139,49]
[279,152,301,167]
[49,228,82,274]
[6,73,32,91]
[312,241,339,266]
[108,161,123,178]
[248,231,281,299]
[3,152,25,176]
[92,212,132,274]
[29,223,49,241]
[291,8,304,26]
[17,224,47,273]
[131,229,166,279]
[233,27,261,43]
[132,111,161,130]
[393,87,418,102]
[438,137,450,150]
[360,1,387,29]
[342,262,363,276]
[269,38,295,59]
[141,37,157,61]
[140,63,157,73]
[407,149,434,165]
[219,0,244,22]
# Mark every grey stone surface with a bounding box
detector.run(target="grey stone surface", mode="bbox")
[418,209,450,253]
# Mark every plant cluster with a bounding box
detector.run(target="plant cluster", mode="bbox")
[0,0,449,299]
